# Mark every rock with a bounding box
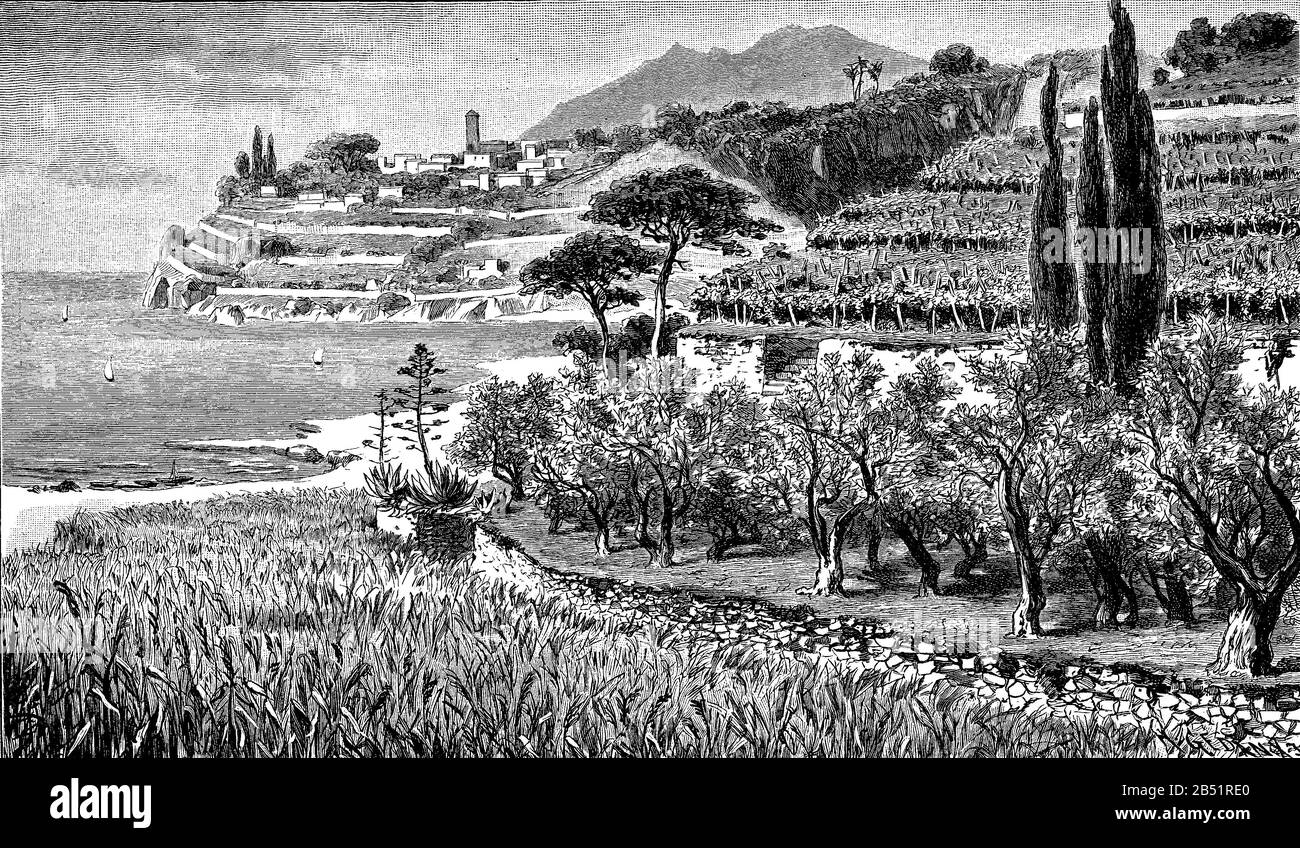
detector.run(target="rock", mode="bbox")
[325,450,360,467]
[478,479,513,517]
[211,304,246,326]
[51,479,80,492]
[285,444,324,463]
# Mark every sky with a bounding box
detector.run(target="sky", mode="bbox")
[0,0,1290,272]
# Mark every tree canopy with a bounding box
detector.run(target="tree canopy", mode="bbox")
[305,132,382,177]
[583,165,780,356]
[929,44,990,75]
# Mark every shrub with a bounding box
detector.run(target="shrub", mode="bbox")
[376,292,411,315]
[261,234,294,258]
[930,44,989,75]
[1012,125,1044,149]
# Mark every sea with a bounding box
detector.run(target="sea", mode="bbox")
[1,272,574,488]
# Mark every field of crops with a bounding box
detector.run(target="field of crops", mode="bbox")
[0,491,1169,757]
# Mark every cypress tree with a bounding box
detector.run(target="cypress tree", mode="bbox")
[266,133,277,180]
[1076,96,1110,380]
[1077,0,1168,390]
[251,125,265,185]
[1028,62,1077,330]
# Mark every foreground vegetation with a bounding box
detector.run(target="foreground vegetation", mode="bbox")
[0,491,1172,757]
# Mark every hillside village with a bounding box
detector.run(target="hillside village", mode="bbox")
[144,13,1298,337]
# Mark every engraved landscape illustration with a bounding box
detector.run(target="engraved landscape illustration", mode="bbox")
[3,0,1300,758]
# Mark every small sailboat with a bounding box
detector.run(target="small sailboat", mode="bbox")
[61,305,70,323]
[313,347,324,368]
[104,358,114,382]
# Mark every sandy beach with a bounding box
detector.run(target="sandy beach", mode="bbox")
[1,352,571,556]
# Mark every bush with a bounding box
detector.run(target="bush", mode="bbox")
[290,297,315,316]
[376,292,412,315]
[1220,12,1295,52]
[261,234,295,258]
[618,312,691,358]
[1012,126,1044,149]
[930,44,989,75]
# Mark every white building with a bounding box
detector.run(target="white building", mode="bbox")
[378,152,458,174]
[463,152,496,169]
[463,258,507,282]
[515,157,546,172]
[496,172,529,189]
[259,186,280,198]
[377,186,404,200]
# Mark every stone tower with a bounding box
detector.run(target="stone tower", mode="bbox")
[465,110,481,154]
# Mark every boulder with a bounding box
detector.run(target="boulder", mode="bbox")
[325,449,360,467]
[285,444,324,463]
[211,304,246,327]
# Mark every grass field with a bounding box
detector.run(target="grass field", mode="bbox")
[0,491,1173,757]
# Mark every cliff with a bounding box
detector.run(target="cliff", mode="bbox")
[686,67,1028,221]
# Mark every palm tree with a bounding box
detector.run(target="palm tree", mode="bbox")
[867,60,885,95]
[842,55,882,101]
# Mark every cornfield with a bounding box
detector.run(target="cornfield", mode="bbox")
[1,490,1172,757]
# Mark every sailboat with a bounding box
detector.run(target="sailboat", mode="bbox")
[61,305,70,322]
[313,347,324,368]
[104,358,114,382]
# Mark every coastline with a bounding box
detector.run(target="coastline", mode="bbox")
[0,352,572,556]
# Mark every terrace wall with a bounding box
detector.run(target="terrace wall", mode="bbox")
[464,524,1300,757]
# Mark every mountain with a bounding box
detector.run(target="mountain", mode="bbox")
[522,25,931,139]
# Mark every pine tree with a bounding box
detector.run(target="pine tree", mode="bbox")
[251,125,265,185]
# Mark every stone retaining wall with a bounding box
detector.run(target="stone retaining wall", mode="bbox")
[466,525,1300,758]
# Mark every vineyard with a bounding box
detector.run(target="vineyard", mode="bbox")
[697,110,1300,333]
[918,115,1299,194]
[807,183,1300,251]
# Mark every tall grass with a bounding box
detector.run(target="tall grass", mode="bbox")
[1,491,1171,757]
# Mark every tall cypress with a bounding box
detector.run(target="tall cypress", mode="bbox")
[266,133,277,180]
[1028,62,1077,330]
[251,125,265,185]
[1080,0,1167,390]
[1076,96,1111,380]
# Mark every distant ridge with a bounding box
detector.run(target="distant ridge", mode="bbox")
[522,25,930,139]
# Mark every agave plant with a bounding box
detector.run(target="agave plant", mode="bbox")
[364,461,480,519]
